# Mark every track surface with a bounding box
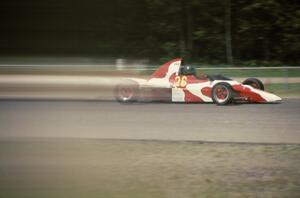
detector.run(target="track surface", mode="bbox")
[0,99,299,143]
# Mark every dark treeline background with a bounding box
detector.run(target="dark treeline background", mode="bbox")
[0,0,299,65]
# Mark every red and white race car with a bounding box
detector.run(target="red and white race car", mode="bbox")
[114,58,282,105]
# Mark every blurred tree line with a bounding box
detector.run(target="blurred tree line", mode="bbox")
[0,0,299,65]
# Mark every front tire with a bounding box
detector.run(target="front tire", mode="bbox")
[212,82,234,105]
[114,81,139,103]
[243,78,264,90]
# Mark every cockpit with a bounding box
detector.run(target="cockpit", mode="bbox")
[179,65,232,81]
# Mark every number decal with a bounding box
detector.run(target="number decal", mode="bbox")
[181,76,187,87]
[175,76,187,88]
[174,76,180,87]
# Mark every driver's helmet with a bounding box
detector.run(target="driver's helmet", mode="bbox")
[181,65,196,76]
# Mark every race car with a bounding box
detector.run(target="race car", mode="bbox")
[114,58,282,105]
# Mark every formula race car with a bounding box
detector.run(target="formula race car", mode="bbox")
[114,58,281,105]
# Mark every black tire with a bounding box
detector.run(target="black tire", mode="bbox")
[212,82,234,105]
[114,80,139,103]
[242,78,264,90]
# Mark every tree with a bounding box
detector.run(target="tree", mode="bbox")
[225,0,233,65]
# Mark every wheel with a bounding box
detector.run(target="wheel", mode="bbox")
[212,82,234,105]
[114,81,139,103]
[242,78,264,90]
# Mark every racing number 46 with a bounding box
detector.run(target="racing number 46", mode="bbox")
[175,76,187,88]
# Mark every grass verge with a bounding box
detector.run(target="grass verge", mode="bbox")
[265,83,300,97]
[199,68,300,78]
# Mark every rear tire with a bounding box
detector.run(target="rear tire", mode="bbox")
[114,81,139,103]
[212,82,234,105]
[243,78,264,90]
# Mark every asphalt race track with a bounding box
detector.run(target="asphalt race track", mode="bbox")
[0,99,299,144]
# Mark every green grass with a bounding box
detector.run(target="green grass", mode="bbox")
[266,83,300,97]
[199,68,300,77]
[0,138,299,198]
[139,68,300,77]
[1,64,300,78]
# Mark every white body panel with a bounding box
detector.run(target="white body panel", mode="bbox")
[171,88,185,102]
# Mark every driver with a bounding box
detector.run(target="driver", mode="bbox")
[180,65,207,80]
[180,65,196,76]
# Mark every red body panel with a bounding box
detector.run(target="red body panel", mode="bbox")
[232,85,267,103]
